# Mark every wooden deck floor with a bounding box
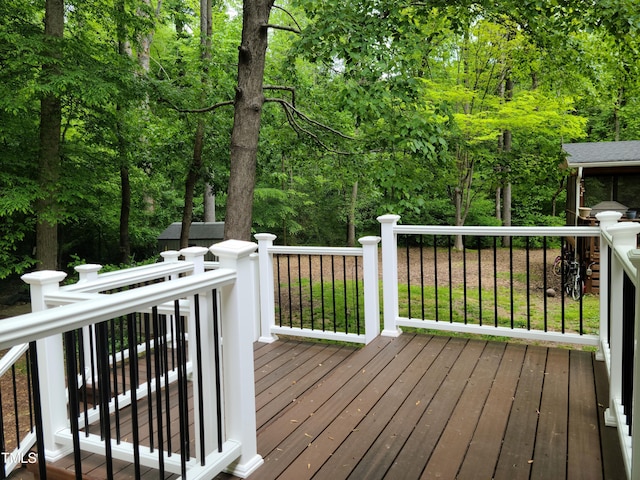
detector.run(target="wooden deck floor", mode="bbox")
[222,333,624,480]
[47,333,625,479]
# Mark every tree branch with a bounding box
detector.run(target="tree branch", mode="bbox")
[265,97,355,155]
[263,85,296,106]
[160,98,235,113]
[272,5,302,31]
[263,24,301,34]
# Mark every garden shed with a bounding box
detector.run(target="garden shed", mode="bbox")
[157,222,224,260]
[562,140,640,293]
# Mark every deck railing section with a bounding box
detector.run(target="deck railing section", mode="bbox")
[255,234,380,344]
[597,213,640,479]
[378,214,603,345]
[0,241,263,479]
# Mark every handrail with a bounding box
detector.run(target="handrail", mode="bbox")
[394,224,600,237]
[0,268,236,350]
[0,241,263,479]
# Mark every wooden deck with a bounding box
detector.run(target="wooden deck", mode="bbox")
[46,333,625,479]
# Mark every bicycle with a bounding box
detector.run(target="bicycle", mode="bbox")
[563,259,583,301]
[552,245,571,277]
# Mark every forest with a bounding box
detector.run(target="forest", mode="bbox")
[1,0,639,278]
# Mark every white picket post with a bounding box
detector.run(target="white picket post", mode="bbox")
[359,236,381,344]
[210,240,263,477]
[250,253,261,341]
[595,211,622,362]
[254,233,278,343]
[74,264,102,383]
[378,214,402,337]
[21,270,72,461]
[181,246,208,275]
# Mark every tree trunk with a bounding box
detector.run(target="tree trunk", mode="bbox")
[181,121,205,248]
[203,182,216,222]
[180,0,213,247]
[36,0,64,270]
[224,0,274,241]
[119,165,131,262]
[347,181,358,247]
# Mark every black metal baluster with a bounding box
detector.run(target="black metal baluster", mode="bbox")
[463,238,468,324]
[509,241,514,329]
[309,256,315,330]
[320,256,326,331]
[194,294,206,464]
[419,235,425,320]
[28,341,47,480]
[77,328,89,434]
[448,235,453,323]
[152,307,165,476]
[355,255,361,335]
[64,330,83,480]
[276,255,283,327]
[477,237,482,326]
[287,255,293,328]
[406,236,412,319]
[95,322,114,479]
[127,314,142,479]
[343,256,349,334]
[434,236,439,323]
[543,237,548,332]
[526,237,531,330]
[212,291,224,453]
[493,237,498,328]
[174,301,188,478]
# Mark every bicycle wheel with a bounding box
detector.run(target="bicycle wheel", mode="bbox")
[552,256,563,276]
[571,277,583,301]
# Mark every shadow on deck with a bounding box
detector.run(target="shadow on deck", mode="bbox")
[48,333,624,480]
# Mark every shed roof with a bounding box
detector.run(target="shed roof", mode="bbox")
[562,140,640,168]
[158,222,225,241]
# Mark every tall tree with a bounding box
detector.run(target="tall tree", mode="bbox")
[225,0,275,241]
[36,0,64,270]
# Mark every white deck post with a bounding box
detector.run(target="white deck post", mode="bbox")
[378,215,402,337]
[359,236,381,344]
[254,233,278,343]
[181,246,208,274]
[21,270,72,461]
[629,249,640,480]
[74,264,102,383]
[595,211,622,362]
[210,240,263,477]
[605,222,640,429]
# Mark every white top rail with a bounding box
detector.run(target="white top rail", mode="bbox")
[394,224,601,237]
[62,261,196,293]
[267,245,364,257]
[0,268,236,350]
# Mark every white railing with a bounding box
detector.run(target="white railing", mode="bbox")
[0,241,263,479]
[255,234,381,344]
[377,214,603,345]
[597,212,640,480]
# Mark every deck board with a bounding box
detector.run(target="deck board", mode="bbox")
[49,333,623,480]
